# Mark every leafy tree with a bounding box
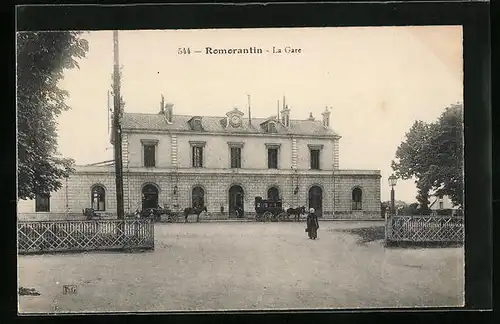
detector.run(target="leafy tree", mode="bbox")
[428,104,464,207]
[382,200,408,209]
[400,203,420,216]
[391,103,464,209]
[17,31,89,200]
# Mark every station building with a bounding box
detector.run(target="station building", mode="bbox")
[18,99,381,220]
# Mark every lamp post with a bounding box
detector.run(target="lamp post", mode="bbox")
[388,174,398,215]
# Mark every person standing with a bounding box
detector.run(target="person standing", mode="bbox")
[306,208,319,240]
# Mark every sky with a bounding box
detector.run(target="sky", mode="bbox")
[55,26,463,203]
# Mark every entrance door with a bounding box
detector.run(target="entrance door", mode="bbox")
[308,185,323,217]
[229,185,244,218]
[142,184,159,210]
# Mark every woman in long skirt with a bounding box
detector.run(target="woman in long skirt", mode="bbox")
[306,208,319,239]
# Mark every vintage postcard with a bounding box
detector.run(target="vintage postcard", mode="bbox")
[17,26,464,313]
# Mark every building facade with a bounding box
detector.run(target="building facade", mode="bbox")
[18,101,381,220]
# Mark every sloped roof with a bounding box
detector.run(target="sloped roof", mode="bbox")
[85,160,114,166]
[122,113,340,137]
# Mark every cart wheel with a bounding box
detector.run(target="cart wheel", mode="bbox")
[263,211,272,222]
[278,212,287,221]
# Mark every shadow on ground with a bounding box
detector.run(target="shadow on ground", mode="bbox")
[331,226,385,244]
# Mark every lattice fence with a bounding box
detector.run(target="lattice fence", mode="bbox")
[18,219,154,254]
[385,215,464,243]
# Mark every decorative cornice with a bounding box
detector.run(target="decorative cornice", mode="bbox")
[140,139,159,145]
[308,144,324,150]
[124,128,341,140]
[227,141,244,148]
[189,141,206,147]
[70,165,381,177]
[265,143,281,149]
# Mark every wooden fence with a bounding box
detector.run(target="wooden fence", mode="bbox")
[17,219,154,254]
[385,215,464,243]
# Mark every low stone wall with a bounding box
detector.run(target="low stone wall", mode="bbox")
[17,212,116,221]
[333,210,381,220]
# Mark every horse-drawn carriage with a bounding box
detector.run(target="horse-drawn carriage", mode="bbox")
[254,196,288,222]
[129,204,207,223]
[254,197,307,222]
[127,205,180,222]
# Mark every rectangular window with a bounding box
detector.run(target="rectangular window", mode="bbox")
[268,122,277,133]
[310,149,320,170]
[144,144,156,167]
[268,148,278,169]
[192,146,204,168]
[35,193,50,212]
[231,147,242,168]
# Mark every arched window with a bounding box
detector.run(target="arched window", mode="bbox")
[352,187,363,210]
[267,187,280,201]
[192,187,205,208]
[91,185,106,211]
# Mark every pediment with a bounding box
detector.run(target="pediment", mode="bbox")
[188,116,204,131]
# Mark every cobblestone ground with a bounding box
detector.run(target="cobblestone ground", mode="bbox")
[18,221,464,313]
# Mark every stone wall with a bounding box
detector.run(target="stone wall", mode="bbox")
[18,167,381,220]
[334,174,381,219]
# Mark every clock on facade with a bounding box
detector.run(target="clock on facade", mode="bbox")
[230,115,242,127]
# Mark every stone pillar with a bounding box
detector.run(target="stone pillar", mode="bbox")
[171,134,178,167]
[333,138,339,169]
[121,133,130,214]
[292,138,297,169]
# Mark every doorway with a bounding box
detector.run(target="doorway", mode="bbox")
[229,185,244,217]
[142,184,159,210]
[308,185,323,217]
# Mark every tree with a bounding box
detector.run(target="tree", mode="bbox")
[391,103,464,209]
[429,104,464,207]
[17,31,89,200]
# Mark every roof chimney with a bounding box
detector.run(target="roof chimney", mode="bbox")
[165,103,174,124]
[307,112,315,121]
[159,94,165,114]
[321,106,331,127]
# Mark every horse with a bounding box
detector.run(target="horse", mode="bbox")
[133,205,169,222]
[286,206,306,222]
[183,206,208,223]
